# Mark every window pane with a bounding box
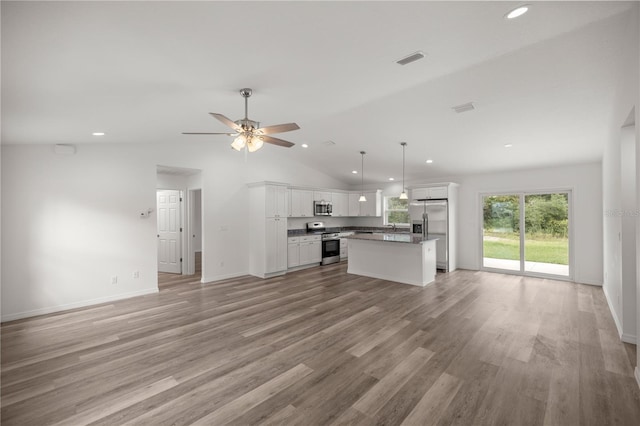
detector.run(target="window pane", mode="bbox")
[387,197,409,209]
[524,193,569,276]
[482,195,520,271]
[388,211,410,224]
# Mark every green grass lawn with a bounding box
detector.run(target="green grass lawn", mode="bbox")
[483,236,568,265]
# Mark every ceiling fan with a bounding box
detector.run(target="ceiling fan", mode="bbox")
[182,88,299,152]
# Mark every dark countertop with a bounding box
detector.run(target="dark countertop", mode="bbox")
[345,233,438,245]
[287,226,411,236]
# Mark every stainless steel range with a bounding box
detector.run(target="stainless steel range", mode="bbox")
[306,222,341,265]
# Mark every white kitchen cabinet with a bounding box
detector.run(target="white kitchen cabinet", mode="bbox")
[411,186,448,200]
[248,182,288,278]
[348,191,381,217]
[340,238,348,259]
[265,217,287,273]
[313,191,332,202]
[348,193,361,216]
[290,189,314,217]
[289,235,321,267]
[359,191,382,217]
[299,235,322,265]
[265,185,288,217]
[287,237,300,268]
[331,192,349,217]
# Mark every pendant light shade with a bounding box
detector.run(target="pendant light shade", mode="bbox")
[399,142,408,199]
[359,151,367,202]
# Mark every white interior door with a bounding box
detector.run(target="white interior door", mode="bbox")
[157,190,182,273]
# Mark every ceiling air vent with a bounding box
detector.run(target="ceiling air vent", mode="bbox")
[396,51,425,66]
[452,102,476,113]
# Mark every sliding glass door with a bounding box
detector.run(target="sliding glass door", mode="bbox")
[482,191,570,278]
[482,195,521,271]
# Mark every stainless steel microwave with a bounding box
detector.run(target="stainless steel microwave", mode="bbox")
[314,201,332,216]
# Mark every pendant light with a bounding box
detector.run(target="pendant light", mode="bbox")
[399,142,408,200]
[359,151,367,202]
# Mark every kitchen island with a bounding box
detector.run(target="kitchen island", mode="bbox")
[346,233,438,287]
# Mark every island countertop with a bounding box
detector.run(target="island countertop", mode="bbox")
[345,233,439,245]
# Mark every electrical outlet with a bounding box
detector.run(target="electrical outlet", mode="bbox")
[111,276,118,285]
[133,271,139,279]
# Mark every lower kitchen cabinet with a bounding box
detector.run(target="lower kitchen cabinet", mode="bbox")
[340,238,348,260]
[288,235,321,268]
[288,237,300,268]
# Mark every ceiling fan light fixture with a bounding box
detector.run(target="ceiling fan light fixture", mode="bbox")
[247,136,264,152]
[231,134,247,151]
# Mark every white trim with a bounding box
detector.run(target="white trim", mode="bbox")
[621,333,637,344]
[347,268,434,287]
[202,271,251,283]
[1,287,159,323]
[604,285,624,339]
[602,286,637,343]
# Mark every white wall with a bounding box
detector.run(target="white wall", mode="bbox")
[193,189,202,252]
[602,4,639,345]
[1,145,159,320]
[1,141,344,321]
[455,164,602,285]
[620,125,637,342]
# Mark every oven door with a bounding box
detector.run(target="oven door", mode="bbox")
[322,238,341,265]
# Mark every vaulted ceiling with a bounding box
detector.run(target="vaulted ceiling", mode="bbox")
[2,1,637,184]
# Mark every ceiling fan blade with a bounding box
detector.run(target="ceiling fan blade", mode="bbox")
[255,122,300,135]
[209,113,243,131]
[182,132,236,135]
[261,135,295,148]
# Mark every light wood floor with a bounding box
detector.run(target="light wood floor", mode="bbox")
[2,262,639,425]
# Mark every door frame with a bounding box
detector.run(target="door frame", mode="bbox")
[479,188,574,281]
[156,188,184,274]
[186,188,203,278]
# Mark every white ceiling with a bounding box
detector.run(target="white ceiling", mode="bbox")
[2,1,637,185]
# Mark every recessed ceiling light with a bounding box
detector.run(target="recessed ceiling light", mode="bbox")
[426,159,433,164]
[388,177,395,181]
[504,144,513,148]
[505,5,529,19]
[352,170,358,174]
[92,132,105,136]
[301,143,309,148]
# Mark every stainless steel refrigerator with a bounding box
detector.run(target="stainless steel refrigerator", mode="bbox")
[409,199,449,271]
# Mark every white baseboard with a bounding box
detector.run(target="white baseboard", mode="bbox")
[201,271,249,284]
[1,287,159,323]
[602,286,624,338]
[621,333,637,344]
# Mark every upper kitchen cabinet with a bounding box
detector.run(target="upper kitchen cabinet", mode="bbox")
[348,190,381,217]
[411,186,448,200]
[360,190,382,217]
[313,191,332,203]
[332,192,349,217]
[265,184,288,218]
[290,189,313,217]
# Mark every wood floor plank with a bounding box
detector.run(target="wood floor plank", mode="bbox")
[352,347,434,416]
[400,372,463,426]
[1,264,638,426]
